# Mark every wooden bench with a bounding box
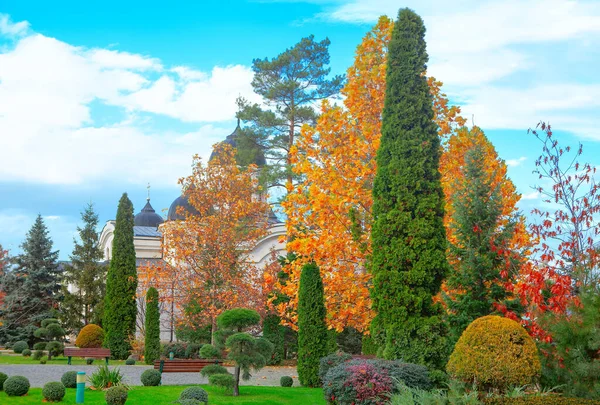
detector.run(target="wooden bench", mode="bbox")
[64,348,111,365]
[153,359,223,374]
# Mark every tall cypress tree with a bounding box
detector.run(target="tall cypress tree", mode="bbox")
[0,215,61,344]
[144,287,160,364]
[370,8,449,370]
[297,262,328,387]
[62,203,106,331]
[104,193,138,359]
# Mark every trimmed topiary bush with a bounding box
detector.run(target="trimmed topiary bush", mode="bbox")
[75,324,104,348]
[40,357,48,364]
[34,342,47,350]
[199,344,219,359]
[4,375,30,396]
[208,373,234,394]
[42,381,66,402]
[105,385,128,405]
[0,372,8,391]
[447,315,541,393]
[61,371,77,388]
[125,358,135,365]
[46,341,64,359]
[12,341,28,354]
[179,386,209,404]
[319,352,352,381]
[86,357,94,365]
[32,350,44,360]
[280,376,293,387]
[140,369,161,386]
[200,364,228,378]
[22,349,31,357]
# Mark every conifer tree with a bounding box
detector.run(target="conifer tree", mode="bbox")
[370,8,449,369]
[144,287,160,364]
[297,262,328,387]
[61,203,106,331]
[104,194,137,359]
[262,313,284,365]
[0,215,61,343]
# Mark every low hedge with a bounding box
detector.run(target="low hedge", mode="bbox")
[483,397,600,405]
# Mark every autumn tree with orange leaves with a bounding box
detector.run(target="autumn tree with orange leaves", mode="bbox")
[160,144,271,343]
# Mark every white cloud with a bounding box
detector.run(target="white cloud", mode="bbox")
[521,191,541,200]
[0,14,29,37]
[506,157,527,167]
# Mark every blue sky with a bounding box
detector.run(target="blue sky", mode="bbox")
[0,0,599,259]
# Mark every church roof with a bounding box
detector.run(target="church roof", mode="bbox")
[167,194,200,221]
[134,199,164,228]
[209,119,266,167]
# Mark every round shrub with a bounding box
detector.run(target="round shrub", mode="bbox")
[46,341,64,357]
[34,342,47,350]
[323,360,392,405]
[319,352,352,381]
[447,315,541,392]
[280,376,293,387]
[4,375,30,396]
[105,385,128,405]
[85,357,94,365]
[177,400,203,405]
[75,324,104,348]
[179,386,209,404]
[12,341,28,354]
[32,350,44,360]
[42,318,59,328]
[40,357,48,364]
[0,372,8,391]
[61,371,77,388]
[125,358,136,365]
[208,373,234,393]
[42,381,66,402]
[163,342,187,359]
[200,364,228,378]
[185,343,202,359]
[34,327,48,338]
[140,369,161,386]
[22,349,31,357]
[199,344,219,359]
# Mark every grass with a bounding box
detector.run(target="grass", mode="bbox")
[0,385,326,404]
[0,354,132,366]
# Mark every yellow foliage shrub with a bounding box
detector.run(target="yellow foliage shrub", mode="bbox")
[447,315,540,392]
[75,324,105,348]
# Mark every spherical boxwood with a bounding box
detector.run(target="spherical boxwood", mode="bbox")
[447,315,541,392]
[280,376,293,387]
[105,385,128,405]
[125,358,136,365]
[61,371,78,388]
[199,344,219,359]
[0,372,8,391]
[85,357,94,365]
[12,341,28,354]
[75,324,105,348]
[32,350,44,360]
[200,364,228,378]
[22,349,31,357]
[208,373,234,393]
[33,342,47,350]
[42,381,66,402]
[140,369,161,386]
[4,375,30,396]
[179,386,209,404]
[46,341,64,357]
[40,357,48,364]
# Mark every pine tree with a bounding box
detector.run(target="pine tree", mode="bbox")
[104,193,138,359]
[444,139,523,343]
[297,262,328,387]
[61,203,106,331]
[370,8,449,370]
[0,215,61,344]
[144,287,160,365]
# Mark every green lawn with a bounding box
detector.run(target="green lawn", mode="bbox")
[0,354,131,366]
[0,385,326,404]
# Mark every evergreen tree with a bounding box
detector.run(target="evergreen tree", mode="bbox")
[444,141,523,343]
[237,36,345,200]
[0,215,61,344]
[61,203,106,331]
[297,262,328,387]
[370,8,449,370]
[104,193,138,359]
[262,313,284,365]
[144,287,160,365]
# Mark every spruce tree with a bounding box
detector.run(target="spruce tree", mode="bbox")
[0,215,61,344]
[144,287,160,365]
[370,8,449,369]
[61,203,106,331]
[104,193,138,359]
[297,262,328,387]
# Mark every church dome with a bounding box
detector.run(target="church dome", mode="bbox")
[134,199,164,228]
[167,195,200,221]
[209,119,266,167]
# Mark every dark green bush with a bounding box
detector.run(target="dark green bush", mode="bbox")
[86,357,94,365]
[162,342,187,359]
[42,318,59,328]
[177,400,202,405]
[280,376,293,387]
[40,357,48,364]
[32,350,44,360]
[208,373,234,394]
[319,352,352,381]
[0,372,8,391]
[12,341,28,354]
[125,358,135,365]
[199,344,220,359]
[46,341,64,358]
[185,343,203,359]
[361,335,378,356]
[61,371,77,388]
[200,364,228,378]
[4,375,30,396]
[378,360,431,390]
[140,369,161,386]
[33,342,47,350]
[179,386,209,404]
[42,381,66,402]
[483,397,600,405]
[22,349,31,357]
[105,385,128,405]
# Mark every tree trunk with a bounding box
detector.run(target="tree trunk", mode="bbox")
[233,365,241,396]
[211,317,217,345]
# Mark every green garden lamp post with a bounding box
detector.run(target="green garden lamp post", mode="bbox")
[76,371,85,403]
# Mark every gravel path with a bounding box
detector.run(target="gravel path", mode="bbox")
[0,364,298,388]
